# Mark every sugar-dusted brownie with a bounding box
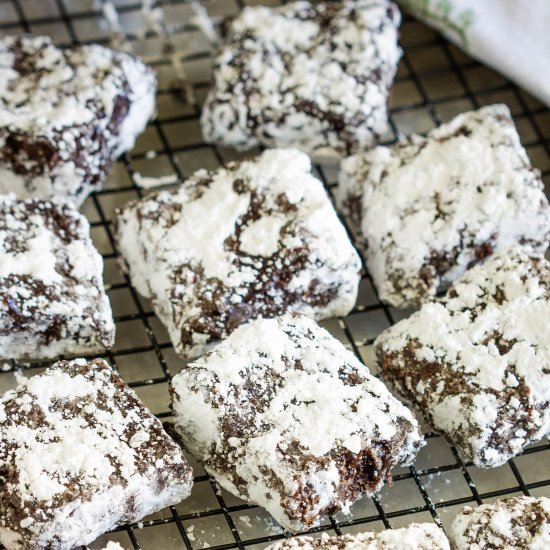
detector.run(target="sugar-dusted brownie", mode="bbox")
[201,0,401,159]
[116,149,361,359]
[265,523,450,549]
[170,313,423,532]
[451,496,550,549]
[0,195,115,360]
[0,35,156,205]
[0,358,193,550]
[375,246,550,468]
[336,104,550,308]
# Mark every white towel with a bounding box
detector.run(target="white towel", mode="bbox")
[398,0,550,107]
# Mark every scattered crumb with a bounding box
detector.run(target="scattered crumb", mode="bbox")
[133,172,178,189]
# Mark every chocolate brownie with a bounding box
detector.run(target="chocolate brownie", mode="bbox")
[265,523,450,549]
[336,104,550,308]
[0,35,156,205]
[0,358,193,550]
[374,246,550,468]
[170,313,423,532]
[451,496,550,549]
[200,0,401,159]
[116,149,361,359]
[0,195,115,360]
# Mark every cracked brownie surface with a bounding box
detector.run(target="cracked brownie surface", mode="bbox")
[116,149,361,359]
[375,246,550,468]
[170,313,423,532]
[0,358,193,550]
[451,496,550,549]
[0,194,114,360]
[201,0,401,159]
[336,104,550,308]
[0,35,156,205]
[264,523,450,549]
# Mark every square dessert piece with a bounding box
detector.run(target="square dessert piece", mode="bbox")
[375,246,550,468]
[170,313,423,532]
[116,149,361,359]
[0,35,156,205]
[265,523,450,549]
[336,104,550,308]
[0,195,115,360]
[201,0,401,159]
[451,497,550,549]
[0,359,193,550]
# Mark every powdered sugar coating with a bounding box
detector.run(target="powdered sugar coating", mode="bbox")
[336,104,550,308]
[116,149,361,359]
[201,0,401,159]
[375,246,550,468]
[0,195,114,360]
[451,496,550,549]
[0,35,156,205]
[100,544,125,550]
[264,523,449,549]
[171,313,423,532]
[0,358,193,550]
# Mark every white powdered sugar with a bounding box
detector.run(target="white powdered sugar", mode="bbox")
[336,104,550,308]
[0,194,115,360]
[451,496,550,549]
[0,35,156,205]
[0,359,193,550]
[116,149,361,359]
[100,543,125,550]
[201,0,401,159]
[374,246,550,468]
[171,313,423,532]
[265,523,450,549]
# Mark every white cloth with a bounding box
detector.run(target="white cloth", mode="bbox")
[398,0,550,107]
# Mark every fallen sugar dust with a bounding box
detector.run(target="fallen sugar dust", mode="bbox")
[133,172,179,189]
[98,0,220,188]
[100,0,220,104]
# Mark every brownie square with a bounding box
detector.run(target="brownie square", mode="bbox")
[115,149,361,359]
[0,359,193,550]
[375,246,550,468]
[265,523,450,549]
[0,195,115,360]
[451,497,550,549]
[201,0,401,159]
[336,104,550,308]
[170,313,423,532]
[0,35,156,205]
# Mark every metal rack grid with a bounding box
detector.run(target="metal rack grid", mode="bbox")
[0,1,549,548]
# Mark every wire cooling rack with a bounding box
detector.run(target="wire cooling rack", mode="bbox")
[0,1,549,549]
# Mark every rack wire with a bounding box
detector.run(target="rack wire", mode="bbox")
[0,1,549,549]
